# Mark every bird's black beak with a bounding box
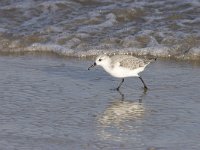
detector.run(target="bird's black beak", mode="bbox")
[88,62,96,70]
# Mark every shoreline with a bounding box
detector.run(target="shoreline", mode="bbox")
[0,50,200,64]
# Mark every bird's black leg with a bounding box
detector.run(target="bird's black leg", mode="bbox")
[138,76,148,90]
[116,78,124,91]
[117,89,124,101]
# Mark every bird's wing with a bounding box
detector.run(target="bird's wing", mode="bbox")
[110,55,151,70]
[119,57,147,70]
[111,55,133,65]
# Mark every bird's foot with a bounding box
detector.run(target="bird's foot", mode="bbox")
[110,87,120,91]
[110,87,124,100]
[143,86,148,93]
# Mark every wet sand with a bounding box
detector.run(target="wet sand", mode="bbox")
[0,55,200,150]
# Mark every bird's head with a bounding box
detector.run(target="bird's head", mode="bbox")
[88,54,110,70]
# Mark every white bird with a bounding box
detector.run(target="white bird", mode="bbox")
[88,54,156,91]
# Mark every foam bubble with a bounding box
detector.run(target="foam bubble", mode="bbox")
[190,47,200,56]
[27,43,74,55]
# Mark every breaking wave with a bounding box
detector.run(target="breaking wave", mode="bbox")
[0,0,200,60]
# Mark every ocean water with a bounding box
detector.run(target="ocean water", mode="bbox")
[0,0,200,60]
[0,55,200,150]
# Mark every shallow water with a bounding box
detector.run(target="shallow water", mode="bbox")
[0,56,200,150]
[0,55,200,150]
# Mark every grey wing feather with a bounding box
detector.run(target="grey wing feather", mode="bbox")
[111,55,150,70]
[110,55,131,63]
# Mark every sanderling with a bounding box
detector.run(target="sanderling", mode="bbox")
[88,54,156,91]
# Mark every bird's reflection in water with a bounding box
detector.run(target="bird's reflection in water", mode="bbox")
[98,100,145,126]
[97,91,146,141]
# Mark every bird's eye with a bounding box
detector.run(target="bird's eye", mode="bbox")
[99,59,102,61]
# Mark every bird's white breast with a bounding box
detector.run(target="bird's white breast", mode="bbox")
[105,65,146,78]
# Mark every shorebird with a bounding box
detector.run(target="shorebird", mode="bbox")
[88,54,156,91]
